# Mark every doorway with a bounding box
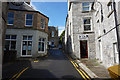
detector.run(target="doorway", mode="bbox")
[80,40,88,58]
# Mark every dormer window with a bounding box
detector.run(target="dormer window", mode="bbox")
[8,12,14,25]
[82,2,90,11]
[25,14,33,26]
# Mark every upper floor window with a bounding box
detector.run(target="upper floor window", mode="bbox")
[107,1,114,18]
[25,14,33,26]
[41,17,45,29]
[108,2,113,11]
[83,18,91,31]
[52,31,54,37]
[8,12,14,25]
[82,2,90,11]
[4,35,17,50]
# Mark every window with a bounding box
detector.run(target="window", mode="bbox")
[8,12,14,25]
[52,31,54,37]
[82,2,90,11]
[41,17,45,29]
[38,38,45,52]
[107,1,114,17]
[25,14,33,26]
[4,35,17,50]
[83,18,91,31]
[22,36,32,56]
[108,2,113,11]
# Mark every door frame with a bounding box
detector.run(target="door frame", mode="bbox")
[80,40,88,58]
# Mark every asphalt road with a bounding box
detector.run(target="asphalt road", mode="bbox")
[3,49,87,80]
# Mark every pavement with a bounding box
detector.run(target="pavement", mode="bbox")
[2,49,90,80]
[65,53,111,79]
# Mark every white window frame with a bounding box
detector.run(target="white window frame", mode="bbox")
[38,38,45,53]
[83,17,92,32]
[25,14,33,26]
[41,17,45,29]
[82,2,90,11]
[21,35,33,57]
[52,31,54,37]
[5,35,17,50]
[7,12,14,25]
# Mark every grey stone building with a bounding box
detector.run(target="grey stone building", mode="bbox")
[94,0,119,68]
[4,2,49,58]
[0,1,8,79]
[65,0,120,68]
[48,26,59,48]
[65,0,96,59]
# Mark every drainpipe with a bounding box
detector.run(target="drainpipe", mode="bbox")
[113,0,120,65]
[97,1,103,22]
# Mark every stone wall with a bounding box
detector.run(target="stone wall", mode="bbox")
[48,26,59,48]
[70,2,96,59]
[94,1,118,68]
[7,10,49,33]
[0,1,8,79]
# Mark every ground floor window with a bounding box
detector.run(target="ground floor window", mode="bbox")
[38,38,45,52]
[4,35,17,50]
[22,35,32,56]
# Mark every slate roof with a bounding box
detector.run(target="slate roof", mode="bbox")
[8,2,49,19]
[9,2,36,11]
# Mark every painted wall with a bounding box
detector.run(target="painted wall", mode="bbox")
[6,29,48,58]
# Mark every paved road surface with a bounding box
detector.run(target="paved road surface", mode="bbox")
[3,49,87,80]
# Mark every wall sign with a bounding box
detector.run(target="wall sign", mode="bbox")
[79,35,88,40]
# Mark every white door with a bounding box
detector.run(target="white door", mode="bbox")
[99,40,103,61]
[113,43,119,64]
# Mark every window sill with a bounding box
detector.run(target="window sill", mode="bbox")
[38,51,45,53]
[21,55,32,57]
[107,9,114,18]
[40,28,45,29]
[82,11,90,13]
[7,24,13,26]
[83,31,94,33]
[25,25,33,27]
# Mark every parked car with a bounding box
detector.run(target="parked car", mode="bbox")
[51,45,54,48]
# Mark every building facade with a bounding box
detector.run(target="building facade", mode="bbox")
[0,1,9,79]
[94,0,119,68]
[4,2,49,58]
[48,26,59,48]
[65,0,96,59]
[65,0,120,68]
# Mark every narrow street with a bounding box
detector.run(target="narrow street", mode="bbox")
[3,49,90,80]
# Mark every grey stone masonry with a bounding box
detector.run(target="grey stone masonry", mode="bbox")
[65,0,120,68]
[65,0,96,59]
[94,0,119,68]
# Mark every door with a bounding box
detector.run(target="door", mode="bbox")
[80,40,88,58]
[113,43,119,64]
[22,36,32,56]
